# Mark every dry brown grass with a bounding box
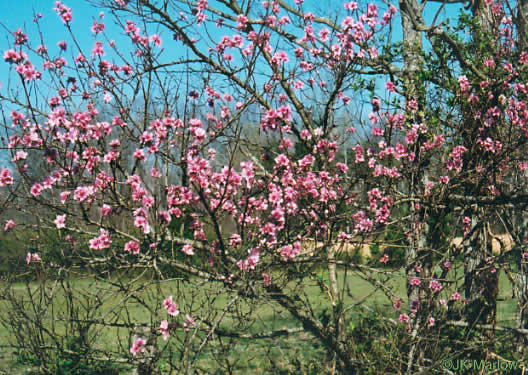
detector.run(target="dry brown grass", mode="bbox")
[300,240,374,259]
[450,233,514,254]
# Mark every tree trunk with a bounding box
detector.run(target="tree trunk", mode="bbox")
[399,0,425,306]
[327,243,345,375]
[516,269,528,351]
[518,0,528,50]
[512,211,528,351]
[399,0,428,373]
[462,0,499,332]
[464,223,498,326]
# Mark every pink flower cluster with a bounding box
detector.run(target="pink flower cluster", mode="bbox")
[271,51,289,65]
[159,320,170,340]
[26,252,41,264]
[54,1,73,23]
[4,220,16,232]
[280,241,302,261]
[260,105,292,131]
[88,229,112,250]
[182,244,194,255]
[410,277,421,287]
[183,314,195,331]
[54,214,66,229]
[237,248,260,271]
[163,296,180,317]
[0,169,13,186]
[429,280,442,292]
[124,241,140,254]
[446,146,466,172]
[130,338,146,356]
[352,211,373,233]
[3,49,26,64]
[458,75,470,92]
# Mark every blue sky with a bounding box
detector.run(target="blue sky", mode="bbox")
[0,0,463,111]
[0,1,99,51]
[0,1,125,90]
[0,0,464,167]
[0,0,462,78]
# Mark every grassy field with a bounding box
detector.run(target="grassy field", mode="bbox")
[0,267,519,374]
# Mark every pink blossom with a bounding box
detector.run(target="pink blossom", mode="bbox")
[134,215,151,234]
[262,273,271,286]
[458,75,470,92]
[54,214,66,229]
[149,34,162,47]
[371,127,384,136]
[3,49,25,64]
[236,14,248,29]
[371,97,381,112]
[60,191,71,204]
[89,229,112,250]
[12,151,27,162]
[399,313,410,323]
[271,51,289,65]
[4,220,16,231]
[31,183,43,197]
[100,204,112,216]
[353,211,373,233]
[159,211,171,225]
[280,241,301,261]
[130,338,146,356]
[167,303,179,317]
[353,145,364,163]
[299,129,312,140]
[54,1,73,23]
[26,252,41,264]
[183,314,195,331]
[182,244,194,255]
[318,28,330,41]
[336,163,348,173]
[237,248,260,271]
[439,176,449,185]
[124,241,140,254]
[160,320,170,340]
[91,21,105,34]
[0,169,13,186]
[13,28,28,46]
[163,296,174,309]
[446,146,466,172]
[429,280,442,292]
[150,168,161,178]
[73,186,95,202]
[230,233,242,246]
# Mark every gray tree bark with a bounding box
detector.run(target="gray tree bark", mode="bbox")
[399,0,428,373]
[461,0,499,332]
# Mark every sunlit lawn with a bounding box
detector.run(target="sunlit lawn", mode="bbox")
[0,266,518,373]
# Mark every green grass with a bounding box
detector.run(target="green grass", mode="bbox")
[0,266,519,374]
